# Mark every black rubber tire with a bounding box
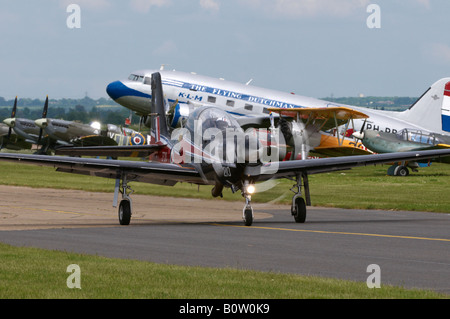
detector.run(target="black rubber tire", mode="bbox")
[293,197,307,223]
[395,166,409,177]
[118,200,131,225]
[243,207,253,226]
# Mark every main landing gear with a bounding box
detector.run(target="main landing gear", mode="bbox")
[240,173,310,226]
[114,173,134,225]
[290,172,310,223]
[387,163,410,176]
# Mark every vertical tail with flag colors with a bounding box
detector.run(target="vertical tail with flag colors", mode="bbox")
[442,82,450,132]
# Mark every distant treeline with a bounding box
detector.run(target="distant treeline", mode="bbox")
[324,96,417,111]
[0,95,418,126]
[0,96,139,126]
[0,96,116,108]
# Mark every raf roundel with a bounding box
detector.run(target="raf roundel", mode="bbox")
[131,133,145,145]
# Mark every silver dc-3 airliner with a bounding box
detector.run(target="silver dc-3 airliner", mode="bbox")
[105,68,450,175]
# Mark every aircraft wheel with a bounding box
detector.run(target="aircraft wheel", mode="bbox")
[118,199,131,225]
[293,197,307,223]
[395,166,409,177]
[243,206,253,226]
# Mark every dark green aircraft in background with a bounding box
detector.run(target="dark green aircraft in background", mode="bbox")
[353,129,450,176]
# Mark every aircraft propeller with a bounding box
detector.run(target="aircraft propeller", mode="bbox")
[352,118,367,141]
[1,97,18,149]
[7,96,18,140]
[36,96,49,144]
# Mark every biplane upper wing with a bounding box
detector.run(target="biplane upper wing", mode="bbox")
[268,106,371,156]
[268,106,369,131]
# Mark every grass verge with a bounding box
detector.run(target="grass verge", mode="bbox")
[0,243,447,299]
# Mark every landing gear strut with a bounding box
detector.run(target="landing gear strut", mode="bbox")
[291,172,310,223]
[114,173,134,225]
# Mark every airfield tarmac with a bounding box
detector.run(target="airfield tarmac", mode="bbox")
[0,185,449,294]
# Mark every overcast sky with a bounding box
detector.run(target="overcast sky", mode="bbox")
[1,0,450,100]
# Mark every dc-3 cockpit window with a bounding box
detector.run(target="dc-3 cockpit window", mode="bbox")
[128,74,145,82]
[186,107,241,136]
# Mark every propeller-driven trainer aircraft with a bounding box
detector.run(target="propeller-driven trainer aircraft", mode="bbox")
[2,73,450,227]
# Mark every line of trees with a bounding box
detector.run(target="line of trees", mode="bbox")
[0,97,138,126]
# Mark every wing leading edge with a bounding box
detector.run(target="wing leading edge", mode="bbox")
[0,153,204,186]
[245,148,450,180]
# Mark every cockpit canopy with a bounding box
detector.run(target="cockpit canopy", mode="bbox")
[128,73,152,85]
[128,74,144,82]
[397,128,441,146]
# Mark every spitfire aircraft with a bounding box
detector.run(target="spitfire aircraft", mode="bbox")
[2,96,102,153]
[2,97,43,151]
[2,72,450,227]
[0,122,32,151]
[1,96,147,152]
[353,128,450,176]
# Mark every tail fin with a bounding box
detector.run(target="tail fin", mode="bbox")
[150,72,169,138]
[398,78,450,134]
[442,82,450,132]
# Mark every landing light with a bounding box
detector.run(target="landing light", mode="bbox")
[246,184,256,194]
[91,121,101,130]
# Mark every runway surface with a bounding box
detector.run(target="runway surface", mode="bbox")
[0,185,449,294]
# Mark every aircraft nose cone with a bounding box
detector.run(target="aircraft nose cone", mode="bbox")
[35,118,49,129]
[352,131,364,140]
[3,118,15,127]
[106,81,127,101]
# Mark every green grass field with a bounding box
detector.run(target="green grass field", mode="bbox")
[0,161,449,299]
[1,161,450,213]
[0,243,447,299]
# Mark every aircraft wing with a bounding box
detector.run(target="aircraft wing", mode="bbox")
[0,153,205,186]
[245,148,450,179]
[415,144,450,163]
[311,133,373,157]
[70,135,119,147]
[2,148,450,185]
[55,145,166,158]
